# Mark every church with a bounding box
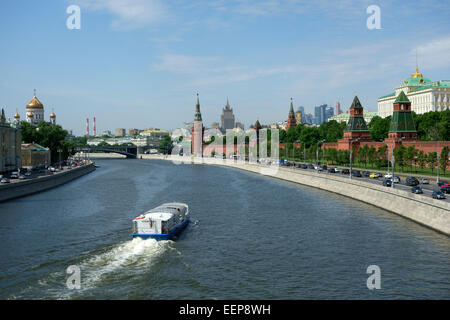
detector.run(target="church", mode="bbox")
[25,89,56,125]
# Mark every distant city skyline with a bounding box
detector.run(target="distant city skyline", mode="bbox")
[1,1,449,135]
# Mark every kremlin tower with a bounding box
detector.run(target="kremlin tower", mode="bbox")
[192,93,204,157]
[385,91,418,153]
[286,98,297,131]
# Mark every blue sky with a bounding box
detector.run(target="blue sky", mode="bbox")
[1,0,450,135]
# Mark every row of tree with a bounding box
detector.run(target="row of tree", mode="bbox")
[279,109,450,147]
[283,142,449,175]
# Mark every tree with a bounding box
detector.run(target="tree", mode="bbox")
[404,145,417,173]
[393,145,406,172]
[368,116,391,141]
[427,152,437,174]
[440,146,449,176]
[417,150,426,172]
[367,146,377,168]
[376,145,388,168]
[358,144,369,168]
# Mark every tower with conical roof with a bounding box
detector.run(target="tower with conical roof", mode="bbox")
[286,98,297,131]
[385,91,418,152]
[192,93,204,157]
[26,89,44,125]
[343,95,370,140]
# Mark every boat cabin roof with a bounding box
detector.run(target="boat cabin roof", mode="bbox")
[134,203,188,222]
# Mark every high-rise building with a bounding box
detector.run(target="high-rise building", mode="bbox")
[115,128,126,137]
[325,106,334,122]
[314,104,327,125]
[0,108,22,173]
[220,98,235,132]
[298,106,306,123]
[335,101,342,115]
[295,110,302,125]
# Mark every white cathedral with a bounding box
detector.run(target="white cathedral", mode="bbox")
[378,67,450,118]
[22,89,56,125]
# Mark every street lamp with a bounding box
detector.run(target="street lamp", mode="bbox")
[391,136,405,188]
[316,139,325,169]
[436,141,440,184]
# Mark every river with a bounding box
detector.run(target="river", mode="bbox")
[0,159,449,299]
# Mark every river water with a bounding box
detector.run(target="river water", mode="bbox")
[0,159,449,299]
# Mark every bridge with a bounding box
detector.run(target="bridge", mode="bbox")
[75,144,172,159]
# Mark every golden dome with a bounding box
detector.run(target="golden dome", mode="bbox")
[27,112,34,117]
[26,90,44,109]
[411,67,423,78]
[14,112,20,119]
[50,112,56,118]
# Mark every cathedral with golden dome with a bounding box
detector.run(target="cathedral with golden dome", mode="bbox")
[24,89,56,125]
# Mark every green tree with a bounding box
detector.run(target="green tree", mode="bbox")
[440,146,449,176]
[393,145,406,172]
[404,145,417,172]
[427,152,437,174]
[368,116,391,141]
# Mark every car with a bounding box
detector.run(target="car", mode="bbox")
[321,165,328,171]
[25,171,32,176]
[420,178,429,184]
[392,176,401,183]
[411,186,423,194]
[439,184,450,194]
[10,173,19,179]
[300,164,307,169]
[362,171,370,177]
[384,172,393,179]
[341,168,350,175]
[369,172,379,179]
[432,191,446,199]
[406,177,419,186]
[375,172,383,178]
[437,181,450,188]
[382,179,392,187]
[18,175,26,180]
[334,168,341,173]
[307,164,315,169]
[351,170,362,177]
[328,167,337,173]
[1,178,10,184]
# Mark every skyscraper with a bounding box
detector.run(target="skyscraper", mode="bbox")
[220,98,235,133]
[314,104,327,125]
[335,101,342,115]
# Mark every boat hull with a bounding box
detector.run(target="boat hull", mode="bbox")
[132,217,190,241]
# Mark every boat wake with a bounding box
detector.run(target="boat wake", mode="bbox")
[13,238,178,300]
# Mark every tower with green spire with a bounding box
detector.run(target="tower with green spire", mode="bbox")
[343,95,370,140]
[387,91,418,142]
[192,93,204,157]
